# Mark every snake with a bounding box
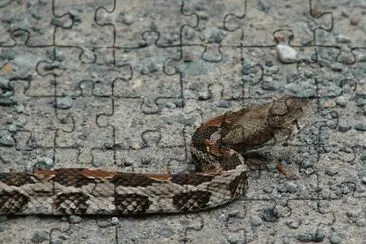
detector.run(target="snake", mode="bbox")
[0,96,313,215]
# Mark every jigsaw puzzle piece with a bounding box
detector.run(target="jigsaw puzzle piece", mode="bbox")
[0,38,56,96]
[241,47,304,99]
[314,1,366,65]
[4,80,59,149]
[29,46,119,97]
[1,216,70,244]
[115,130,186,174]
[115,215,201,243]
[312,93,366,200]
[350,47,366,64]
[318,135,363,199]
[233,0,332,46]
[185,207,247,243]
[317,197,366,243]
[241,30,321,99]
[27,53,65,97]
[113,32,182,111]
[97,97,192,172]
[95,0,197,47]
[0,79,67,171]
[50,221,116,244]
[97,98,144,149]
[246,145,320,201]
[223,199,334,243]
[0,0,56,46]
[0,44,64,98]
[54,89,114,167]
[53,0,115,47]
[290,62,359,100]
[178,45,258,105]
[283,200,335,243]
[181,0,245,46]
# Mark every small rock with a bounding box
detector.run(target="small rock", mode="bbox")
[338,122,352,132]
[261,78,281,91]
[329,231,342,244]
[31,231,49,243]
[262,206,279,222]
[111,217,119,225]
[250,215,263,227]
[207,28,226,43]
[355,218,366,227]
[140,61,158,75]
[0,97,17,106]
[336,35,351,44]
[325,167,339,176]
[264,60,274,67]
[50,240,63,244]
[69,8,82,23]
[361,152,366,162]
[257,0,270,13]
[300,158,313,168]
[0,78,9,89]
[103,140,114,149]
[6,123,17,133]
[122,13,134,25]
[335,96,348,107]
[297,233,313,242]
[55,96,73,109]
[0,49,16,60]
[241,59,253,75]
[0,130,15,146]
[323,99,337,108]
[0,155,11,164]
[350,16,360,25]
[277,183,287,193]
[165,102,176,108]
[361,177,366,184]
[358,53,366,62]
[0,90,13,98]
[285,181,298,193]
[198,91,211,101]
[16,104,25,113]
[330,63,344,72]
[158,228,175,238]
[68,215,82,224]
[356,97,366,107]
[217,100,231,108]
[173,99,184,108]
[286,218,300,229]
[36,157,54,169]
[341,182,356,194]
[226,232,245,243]
[263,186,273,194]
[354,123,366,131]
[314,231,326,242]
[276,44,298,63]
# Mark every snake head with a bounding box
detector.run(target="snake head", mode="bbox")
[220,95,315,151]
[267,95,315,139]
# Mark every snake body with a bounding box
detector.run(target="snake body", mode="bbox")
[0,96,312,215]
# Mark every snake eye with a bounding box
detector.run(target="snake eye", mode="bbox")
[293,119,301,130]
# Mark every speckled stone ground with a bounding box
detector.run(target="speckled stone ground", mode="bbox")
[0,0,366,243]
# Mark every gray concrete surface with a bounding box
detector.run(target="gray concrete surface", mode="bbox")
[0,0,365,243]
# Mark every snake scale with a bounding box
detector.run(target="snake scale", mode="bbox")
[0,96,313,215]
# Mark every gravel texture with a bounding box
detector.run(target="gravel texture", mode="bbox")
[0,0,365,243]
